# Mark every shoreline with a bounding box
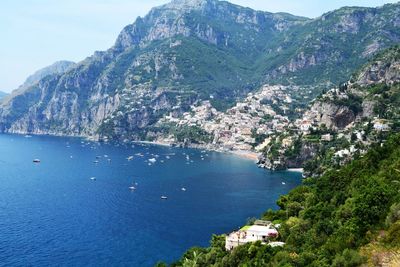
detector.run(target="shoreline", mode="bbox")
[5,132,300,171]
[132,140,173,147]
[229,150,260,161]
[133,140,261,161]
[287,168,304,173]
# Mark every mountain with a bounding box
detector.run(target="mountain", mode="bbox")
[21,61,76,89]
[0,60,75,104]
[0,0,399,138]
[0,91,8,100]
[258,45,400,175]
[168,45,400,267]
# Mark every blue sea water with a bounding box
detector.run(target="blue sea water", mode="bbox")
[0,134,302,266]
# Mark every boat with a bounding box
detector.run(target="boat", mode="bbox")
[93,160,99,164]
[90,177,96,181]
[149,158,156,163]
[282,182,286,185]
[129,186,136,190]
[127,156,134,161]
[181,187,187,191]
[33,159,41,163]
[161,196,168,200]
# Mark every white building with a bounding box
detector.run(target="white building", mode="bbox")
[373,119,391,132]
[225,221,279,251]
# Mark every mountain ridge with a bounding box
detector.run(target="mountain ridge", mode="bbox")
[0,0,399,140]
[0,91,8,100]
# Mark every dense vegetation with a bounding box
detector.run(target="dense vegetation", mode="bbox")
[163,133,400,266]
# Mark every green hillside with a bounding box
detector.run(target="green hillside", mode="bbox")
[167,133,400,267]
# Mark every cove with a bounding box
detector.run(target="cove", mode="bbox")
[0,134,302,266]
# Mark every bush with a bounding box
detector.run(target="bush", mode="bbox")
[332,249,366,267]
[386,203,400,226]
[383,221,400,246]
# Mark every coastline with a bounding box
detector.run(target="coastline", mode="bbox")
[230,150,260,161]
[5,132,302,172]
[133,140,261,161]
[287,168,304,173]
[132,140,173,147]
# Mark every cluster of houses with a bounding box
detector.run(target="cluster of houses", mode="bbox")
[225,220,284,251]
[159,85,293,151]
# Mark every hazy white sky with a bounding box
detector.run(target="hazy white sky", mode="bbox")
[0,0,398,92]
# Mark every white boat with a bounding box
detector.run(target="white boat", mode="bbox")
[127,156,134,161]
[149,158,156,163]
[181,187,187,191]
[161,196,168,200]
[129,186,136,190]
[282,182,286,185]
[90,177,96,181]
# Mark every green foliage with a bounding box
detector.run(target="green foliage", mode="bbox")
[284,138,303,159]
[383,221,400,246]
[386,203,400,226]
[331,93,363,114]
[172,125,213,144]
[172,134,400,266]
[332,249,366,267]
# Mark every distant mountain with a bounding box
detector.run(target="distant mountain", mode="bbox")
[1,60,76,102]
[0,0,399,139]
[0,91,8,100]
[21,61,76,89]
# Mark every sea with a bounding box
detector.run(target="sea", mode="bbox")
[0,134,302,266]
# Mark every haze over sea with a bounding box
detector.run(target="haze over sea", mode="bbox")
[0,134,301,266]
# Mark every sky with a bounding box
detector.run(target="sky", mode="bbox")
[0,0,398,92]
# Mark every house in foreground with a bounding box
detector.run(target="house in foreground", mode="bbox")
[225,220,281,251]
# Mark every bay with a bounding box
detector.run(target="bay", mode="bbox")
[0,134,302,266]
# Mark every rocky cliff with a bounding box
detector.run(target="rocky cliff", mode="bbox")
[0,0,399,141]
[259,45,400,173]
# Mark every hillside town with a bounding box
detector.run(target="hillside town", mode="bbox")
[157,85,303,152]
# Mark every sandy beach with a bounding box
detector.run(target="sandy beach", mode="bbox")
[230,150,260,161]
[287,168,304,173]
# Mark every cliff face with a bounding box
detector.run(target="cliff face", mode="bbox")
[0,0,399,139]
[260,46,400,172]
[306,46,400,131]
